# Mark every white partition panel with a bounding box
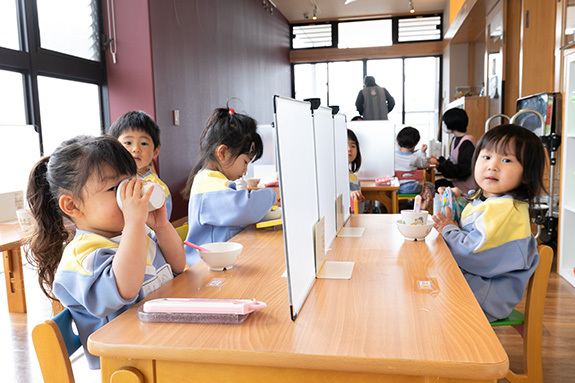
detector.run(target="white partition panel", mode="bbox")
[347,120,396,180]
[313,106,337,251]
[247,124,276,180]
[274,96,319,320]
[333,114,350,222]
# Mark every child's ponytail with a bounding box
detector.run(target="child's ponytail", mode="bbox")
[25,157,72,300]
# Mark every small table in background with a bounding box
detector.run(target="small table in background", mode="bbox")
[0,222,27,313]
[360,178,400,213]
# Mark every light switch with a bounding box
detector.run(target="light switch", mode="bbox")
[173,110,180,126]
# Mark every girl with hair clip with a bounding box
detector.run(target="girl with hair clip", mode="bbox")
[432,124,546,322]
[182,107,277,266]
[347,129,365,212]
[25,135,186,369]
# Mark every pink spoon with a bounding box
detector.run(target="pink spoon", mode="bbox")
[184,241,212,252]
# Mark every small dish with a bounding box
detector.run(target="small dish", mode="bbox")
[198,242,243,271]
[395,219,434,241]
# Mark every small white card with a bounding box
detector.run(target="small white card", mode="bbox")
[316,261,355,279]
[337,227,365,237]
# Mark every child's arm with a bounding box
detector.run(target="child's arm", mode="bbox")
[146,205,186,273]
[198,188,277,227]
[112,178,153,300]
[350,190,365,202]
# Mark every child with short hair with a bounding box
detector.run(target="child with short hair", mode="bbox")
[395,126,430,194]
[109,110,173,219]
[432,124,546,321]
[25,135,186,369]
[347,129,365,212]
[182,107,277,266]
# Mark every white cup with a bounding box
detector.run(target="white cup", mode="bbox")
[116,179,166,211]
[401,209,429,226]
[16,209,34,232]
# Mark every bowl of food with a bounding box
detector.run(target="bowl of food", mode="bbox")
[395,220,434,241]
[198,242,243,271]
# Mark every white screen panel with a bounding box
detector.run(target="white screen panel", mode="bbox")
[274,96,318,320]
[347,120,396,180]
[313,106,337,250]
[333,114,350,222]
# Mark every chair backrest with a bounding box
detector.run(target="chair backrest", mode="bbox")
[507,244,553,383]
[395,169,424,182]
[32,308,82,383]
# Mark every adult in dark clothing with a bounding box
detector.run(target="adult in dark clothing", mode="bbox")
[429,108,478,194]
[355,76,395,120]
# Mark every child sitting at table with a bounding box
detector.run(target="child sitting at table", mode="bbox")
[432,124,546,322]
[395,126,432,195]
[108,110,173,219]
[348,129,365,213]
[181,107,277,266]
[25,135,186,369]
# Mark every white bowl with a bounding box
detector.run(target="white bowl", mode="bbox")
[198,242,243,271]
[395,220,434,241]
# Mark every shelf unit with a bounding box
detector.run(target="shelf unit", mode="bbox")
[558,51,575,288]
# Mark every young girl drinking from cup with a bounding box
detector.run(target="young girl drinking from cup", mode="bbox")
[26,135,186,369]
[432,124,546,321]
[182,107,277,266]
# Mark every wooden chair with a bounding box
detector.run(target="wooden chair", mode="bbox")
[395,169,425,208]
[491,245,553,383]
[33,308,145,383]
[32,308,82,383]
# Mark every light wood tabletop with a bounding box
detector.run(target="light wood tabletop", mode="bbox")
[89,214,508,383]
[0,222,27,313]
[360,178,400,213]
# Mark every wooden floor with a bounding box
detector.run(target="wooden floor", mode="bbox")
[1,257,574,383]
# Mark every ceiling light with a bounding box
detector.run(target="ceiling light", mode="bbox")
[409,1,415,14]
[312,5,318,20]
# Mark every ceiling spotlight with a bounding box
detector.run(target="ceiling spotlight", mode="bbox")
[409,1,415,14]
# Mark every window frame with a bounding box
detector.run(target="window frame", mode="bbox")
[290,14,443,51]
[0,0,107,155]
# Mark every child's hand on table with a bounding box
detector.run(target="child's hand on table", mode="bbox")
[350,190,365,203]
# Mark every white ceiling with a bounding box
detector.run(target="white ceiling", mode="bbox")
[271,0,448,23]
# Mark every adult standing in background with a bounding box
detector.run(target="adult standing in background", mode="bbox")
[355,76,395,120]
[429,108,478,195]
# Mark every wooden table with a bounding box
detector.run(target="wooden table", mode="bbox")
[0,222,27,313]
[89,215,508,382]
[360,178,400,213]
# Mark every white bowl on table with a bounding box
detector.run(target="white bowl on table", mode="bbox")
[198,242,243,271]
[395,220,434,241]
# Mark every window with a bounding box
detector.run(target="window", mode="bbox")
[293,56,441,147]
[36,0,101,61]
[292,23,333,49]
[291,14,442,50]
[338,20,392,49]
[0,0,20,50]
[0,0,106,193]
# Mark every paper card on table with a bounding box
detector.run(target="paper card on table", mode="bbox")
[314,217,326,273]
[337,227,365,237]
[413,277,440,294]
[335,194,344,232]
[316,261,354,279]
